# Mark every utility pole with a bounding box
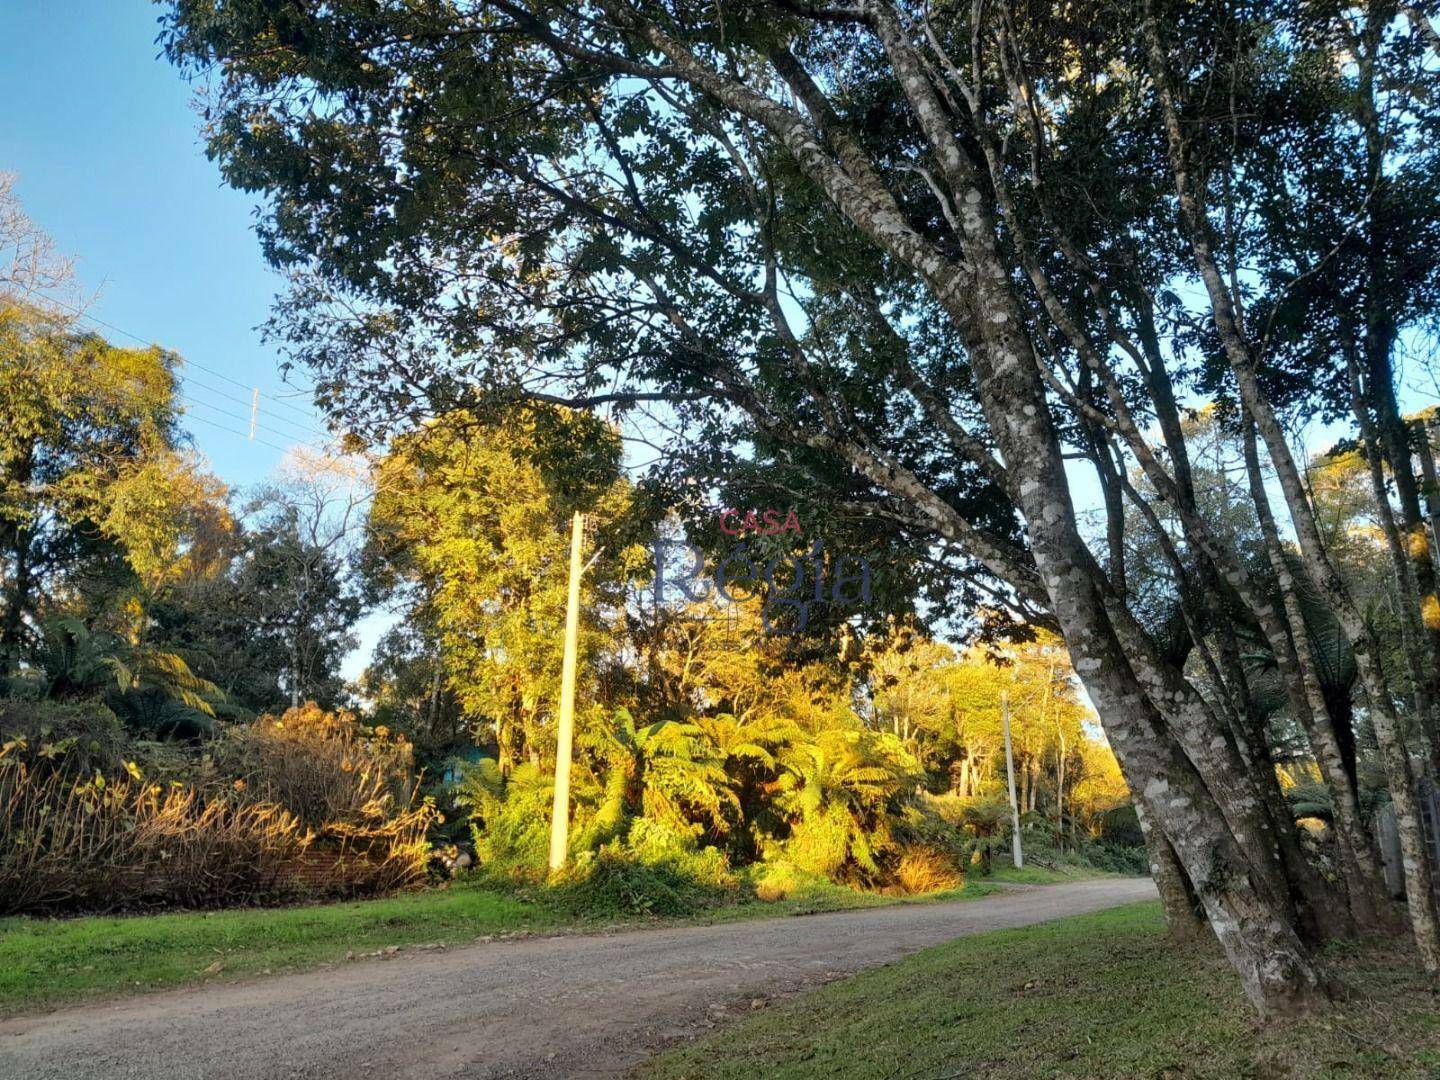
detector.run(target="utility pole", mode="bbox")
[548,512,586,874]
[1002,690,1024,869]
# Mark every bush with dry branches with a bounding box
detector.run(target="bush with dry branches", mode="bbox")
[0,753,309,914]
[222,703,440,893]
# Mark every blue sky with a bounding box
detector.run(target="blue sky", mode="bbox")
[0,1,388,673]
[0,1,328,486]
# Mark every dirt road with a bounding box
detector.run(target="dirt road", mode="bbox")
[0,877,1155,1079]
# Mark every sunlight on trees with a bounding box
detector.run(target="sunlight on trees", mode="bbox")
[11,0,1440,1029]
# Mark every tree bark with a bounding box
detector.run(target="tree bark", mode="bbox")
[1146,3,1440,970]
[1135,794,1206,939]
[1355,27,1440,768]
[1349,352,1440,780]
[1416,420,1440,576]
[1242,420,1393,930]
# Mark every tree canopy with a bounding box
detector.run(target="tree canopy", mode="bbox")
[161,0,1440,1013]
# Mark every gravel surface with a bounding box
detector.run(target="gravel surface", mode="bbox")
[0,877,1156,1079]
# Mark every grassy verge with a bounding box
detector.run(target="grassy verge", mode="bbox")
[0,869,1035,1015]
[0,878,561,1015]
[982,860,1113,885]
[640,901,1440,1079]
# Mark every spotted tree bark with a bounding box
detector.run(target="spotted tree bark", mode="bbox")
[1145,3,1440,971]
[1134,795,1206,939]
[1242,420,1394,930]
[164,0,1366,1016]
[1354,29,1440,770]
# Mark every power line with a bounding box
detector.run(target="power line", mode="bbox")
[18,287,337,453]
[178,394,324,449]
[181,410,293,453]
[69,375,310,456]
[28,289,326,427]
[63,359,329,451]
[180,373,325,441]
[174,376,326,442]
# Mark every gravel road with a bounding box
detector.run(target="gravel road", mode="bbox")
[0,877,1156,1080]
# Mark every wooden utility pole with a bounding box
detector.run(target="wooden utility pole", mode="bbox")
[1002,690,1024,869]
[548,511,585,874]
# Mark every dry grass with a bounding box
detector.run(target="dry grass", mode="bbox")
[891,846,964,895]
[223,703,420,829]
[228,704,441,896]
[0,756,309,914]
[1,703,440,914]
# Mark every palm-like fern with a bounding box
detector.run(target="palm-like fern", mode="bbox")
[32,616,241,737]
[696,712,796,772]
[774,728,918,877]
[590,708,738,838]
[34,616,128,698]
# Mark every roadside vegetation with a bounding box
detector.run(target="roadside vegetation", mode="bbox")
[0,865,1072,1013]
[1,184,1139,947]
[642,902,1440,1079]
[154,0,1440,1016]
[26,0,1440,1023]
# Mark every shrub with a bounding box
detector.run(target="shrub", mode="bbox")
[0,755,309,915]
[472,814,739,919]
[457,758,554,873]
[220,703,439,890]
[891,846,964,895]
[953,796,1013,875]
[1083,840,1148,876]
[746,859,852,903]
[623,817,733,889]
[1095,804,1144,847]
[783,804,858,879]
[310,799,440,895]
[548,846,734,918]
[222,703,417,829]
[893,794,968,857]
[0,702,440,913]
[0,698,130,779]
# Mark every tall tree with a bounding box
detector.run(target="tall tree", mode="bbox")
[364,406,644,771]
[164,0,1440,1011]
[0,299,188,668]
[239,452,367,710]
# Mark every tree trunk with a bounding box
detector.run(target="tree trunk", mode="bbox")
[1242,421,1393,930]
[1349,352,1440,779]
[1146,4,1440,969]
[0,444,37,675]
[1056,729,1066,847]
[0,528,33,676]
[1135,795,1206,939]
[1415,420,1440,575]
[1355,29,1440,745]
[288,635,301,710]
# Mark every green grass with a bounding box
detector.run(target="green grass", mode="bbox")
[0,878,562,1014]
[699,878,1010,924]
[982,860,1111,885]
[0,870,1018,1014]
[640,901,1440,1079]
